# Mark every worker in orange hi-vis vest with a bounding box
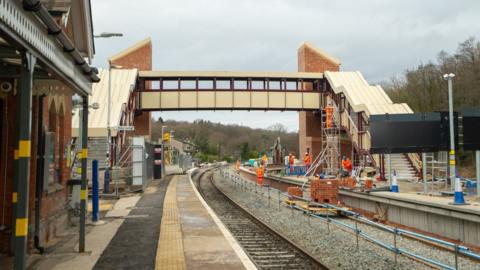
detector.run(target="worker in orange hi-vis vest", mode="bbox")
[235,160,240,171]
[304,150,311,172]
[325,105,334,128]
[288,153,295,174]
[256,166,264,185]
[341,156,353,177]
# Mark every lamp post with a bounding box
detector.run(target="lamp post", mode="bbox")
[72,95,99,254]
[161,125,167,178]
[443,73,456,190]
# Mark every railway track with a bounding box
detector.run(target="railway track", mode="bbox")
[193,168,328,270]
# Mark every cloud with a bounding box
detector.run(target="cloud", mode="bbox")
[91,0,480,129]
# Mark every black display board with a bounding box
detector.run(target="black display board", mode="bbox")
[153,145,162,179]
[462,108,480,150]
[370,112,457,154]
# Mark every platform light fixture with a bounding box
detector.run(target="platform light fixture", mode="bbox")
[94,32,123,38]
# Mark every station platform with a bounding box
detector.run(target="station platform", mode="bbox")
[339,189,480,248]
[368,191,480,213]
[155,173,255,270]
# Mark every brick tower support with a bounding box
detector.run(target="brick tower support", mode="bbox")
[110,38,152,139]
[297,42,340,161]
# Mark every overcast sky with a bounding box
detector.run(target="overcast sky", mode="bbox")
[91,0,480,132]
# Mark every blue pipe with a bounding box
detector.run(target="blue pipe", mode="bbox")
[398,248,455,270]
[92,160,99,222]
[397,228,469,251]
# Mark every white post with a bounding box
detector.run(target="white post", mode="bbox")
[422,153,427,194]
[444,73,456,191]
[476,150,480,197]
[132,136,144,185]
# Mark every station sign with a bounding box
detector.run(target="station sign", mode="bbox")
[163,132,170,142]
[115,126,135,131]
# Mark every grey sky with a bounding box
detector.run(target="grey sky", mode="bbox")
[91,0,480,131]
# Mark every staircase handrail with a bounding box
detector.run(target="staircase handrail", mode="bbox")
[332,102,362,150]
[117,144,133,169]
[406,152,422,174]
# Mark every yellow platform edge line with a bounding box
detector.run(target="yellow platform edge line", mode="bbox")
[155,177,187,270]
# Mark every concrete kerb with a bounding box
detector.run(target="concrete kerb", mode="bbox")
[187,168,257,270]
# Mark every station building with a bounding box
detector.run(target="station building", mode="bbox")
[0,0,98,255]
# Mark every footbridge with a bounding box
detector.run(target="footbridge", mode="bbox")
[137,71,325,111]
[134,69,414,173]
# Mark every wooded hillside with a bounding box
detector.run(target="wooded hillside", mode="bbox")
[384,37,480,175]
[385,37,480,112]
[151,119,298,162]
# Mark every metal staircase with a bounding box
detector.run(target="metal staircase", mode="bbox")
[87,137,109,170]
[385,153,418,180]
[71,137,109,180]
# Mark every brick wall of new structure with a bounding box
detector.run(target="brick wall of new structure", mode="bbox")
[0,94,70,254]
[110,39,152,139]
[298,43,340,160]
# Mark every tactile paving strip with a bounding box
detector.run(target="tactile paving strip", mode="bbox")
[155,177,187,270]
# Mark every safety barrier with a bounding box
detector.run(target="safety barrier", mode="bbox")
[285,165,306,176]
[219,168,480,270]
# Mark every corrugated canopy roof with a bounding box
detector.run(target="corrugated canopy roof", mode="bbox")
[72,68,138,137]
[325,71,412,117]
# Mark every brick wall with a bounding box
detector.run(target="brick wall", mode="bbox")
[37,96,70,246]
[297,43,340,162]
[0,93,71,254]
[110,38,152,139]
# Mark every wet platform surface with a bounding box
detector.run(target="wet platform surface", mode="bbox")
[370,191,480,214]
[156,174,254,270]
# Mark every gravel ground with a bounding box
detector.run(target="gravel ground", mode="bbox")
[212,170,480,270]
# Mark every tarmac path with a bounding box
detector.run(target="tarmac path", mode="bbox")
[93,177,171,270]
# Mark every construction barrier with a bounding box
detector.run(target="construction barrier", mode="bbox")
[286,165,306,176]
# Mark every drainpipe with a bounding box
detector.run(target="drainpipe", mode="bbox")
[34,95,45,253]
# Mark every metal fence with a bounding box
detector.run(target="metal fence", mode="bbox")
[111,136,155,195]
[177,152,194,172]
[220,168,480,270]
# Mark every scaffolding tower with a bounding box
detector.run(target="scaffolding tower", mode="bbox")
[304,103,341,178]
[321,104,341,175]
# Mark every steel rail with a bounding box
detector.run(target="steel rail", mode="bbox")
[195,168,328,270]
